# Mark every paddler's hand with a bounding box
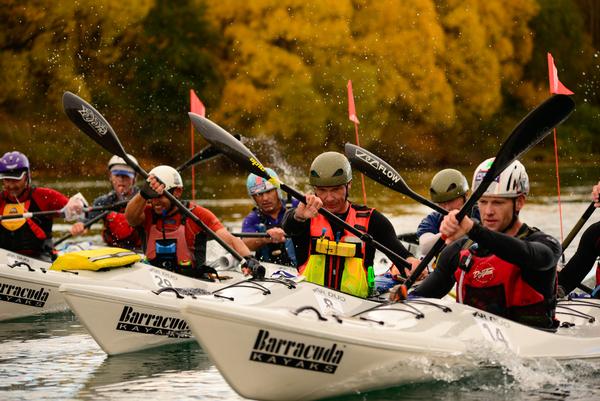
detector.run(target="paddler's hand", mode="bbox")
[592,181,600,207]
[242,256,265,279]
[390,257,427,281]
[266,227,286,243]
[140,174,164,200]
[388,284,407,302]
[439,210,474,244]
[294,194,322,221]
[63,196,85,222]
[69,222,88,236]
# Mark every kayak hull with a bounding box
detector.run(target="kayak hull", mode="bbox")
[180,296,600,401]
[0,248,244,321]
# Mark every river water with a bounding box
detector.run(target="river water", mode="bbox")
[1,166,600,401]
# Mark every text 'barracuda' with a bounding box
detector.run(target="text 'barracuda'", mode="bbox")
[116,305,191,338]
[249,329,344,374]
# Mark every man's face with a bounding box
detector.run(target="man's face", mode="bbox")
[314,184,348,214]
[477,195,523,232]
[438,196,465,212]
[110,173,134,196]
[252,189,281,214]
[2,176,28,199]
[150,187,182,215]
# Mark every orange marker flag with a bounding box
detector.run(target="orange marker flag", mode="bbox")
[347,80,360,124]
[547,53,574,95]
[190,89,206,116]
[347,80,367,205]
[189,90,206,200]
[547,53,574,246]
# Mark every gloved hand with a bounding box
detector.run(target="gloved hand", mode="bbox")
[106,211,135,239]
[242,256,265,279]
[140,182,160,200]
[63,196,86,222]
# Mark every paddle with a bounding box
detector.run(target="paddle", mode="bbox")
[345,144,447,215]
[562,202,596,254]
[62,91,250,269]
[175,134,241,173]
[391,94,576,300]
[53,210,111,247]
[0,199,130,221]
[188,113,412,270]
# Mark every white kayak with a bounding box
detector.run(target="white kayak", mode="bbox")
[179,295,600,401]
[59,269,376,355]
[0,247,248,321]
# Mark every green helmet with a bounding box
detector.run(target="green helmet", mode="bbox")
[429,168,469,203]
[309,152,352,187]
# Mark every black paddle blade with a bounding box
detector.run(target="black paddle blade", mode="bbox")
[345,143,447,215]
[176,134,242,172]
[345,143,410,193]
[479,94,575,196]
[62,91,144,176]
[188,113,273,182]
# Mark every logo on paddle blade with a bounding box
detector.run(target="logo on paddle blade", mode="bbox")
[249,329,344,374]
[78,106,108,136]
[354,149,401,184]
[0,282,49,308]
[116,305,191,338]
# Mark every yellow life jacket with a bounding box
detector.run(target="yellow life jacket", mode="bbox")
[50,247,141,271]
[299,205,372,298]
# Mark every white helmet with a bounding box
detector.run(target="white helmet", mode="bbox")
[472,158,529,198]
[148,165,183,191]
[108,154,138,177]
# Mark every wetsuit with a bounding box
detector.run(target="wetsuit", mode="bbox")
[89,189,142,250]
[558,221,600,293]
[413,223,560,328]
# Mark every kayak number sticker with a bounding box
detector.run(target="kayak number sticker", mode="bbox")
[473,311,513,350]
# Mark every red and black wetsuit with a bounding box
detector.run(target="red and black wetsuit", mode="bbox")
[413,223,561,329]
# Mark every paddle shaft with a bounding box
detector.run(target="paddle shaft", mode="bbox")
[279,182,411,269]
[53,210,110,247]
[0,199,129,221]
[562,202,596,253]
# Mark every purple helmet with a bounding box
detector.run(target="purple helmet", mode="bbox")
[0,151,30,180]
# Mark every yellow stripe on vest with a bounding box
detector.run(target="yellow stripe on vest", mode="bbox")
[315,238,357,257]
[50,247,141,271]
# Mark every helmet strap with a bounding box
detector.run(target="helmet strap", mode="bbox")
[501,198,519,234]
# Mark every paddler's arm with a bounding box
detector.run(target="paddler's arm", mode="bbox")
[124,192,147,227]
[215,227,253,258]
[410,240,462,298]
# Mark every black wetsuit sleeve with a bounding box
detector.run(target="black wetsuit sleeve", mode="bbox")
[281,207,311,267]
[367,210,412,259]
[411,240,463,298]
[281,207,309,236]
[468,223,560,272]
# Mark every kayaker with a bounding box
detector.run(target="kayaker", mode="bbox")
[70,154,143,250]
[417,168,479,255]
[282,151,421,298]
[241,169,298,267]
[0,151,86,260]
[125,165,263,277]
[557,181,600,298]
[407,159,561,329]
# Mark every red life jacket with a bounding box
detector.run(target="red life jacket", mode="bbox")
[299,204,372,295]
[0,189,53,256]
[144,202,207,268]
[454,233,556,328]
